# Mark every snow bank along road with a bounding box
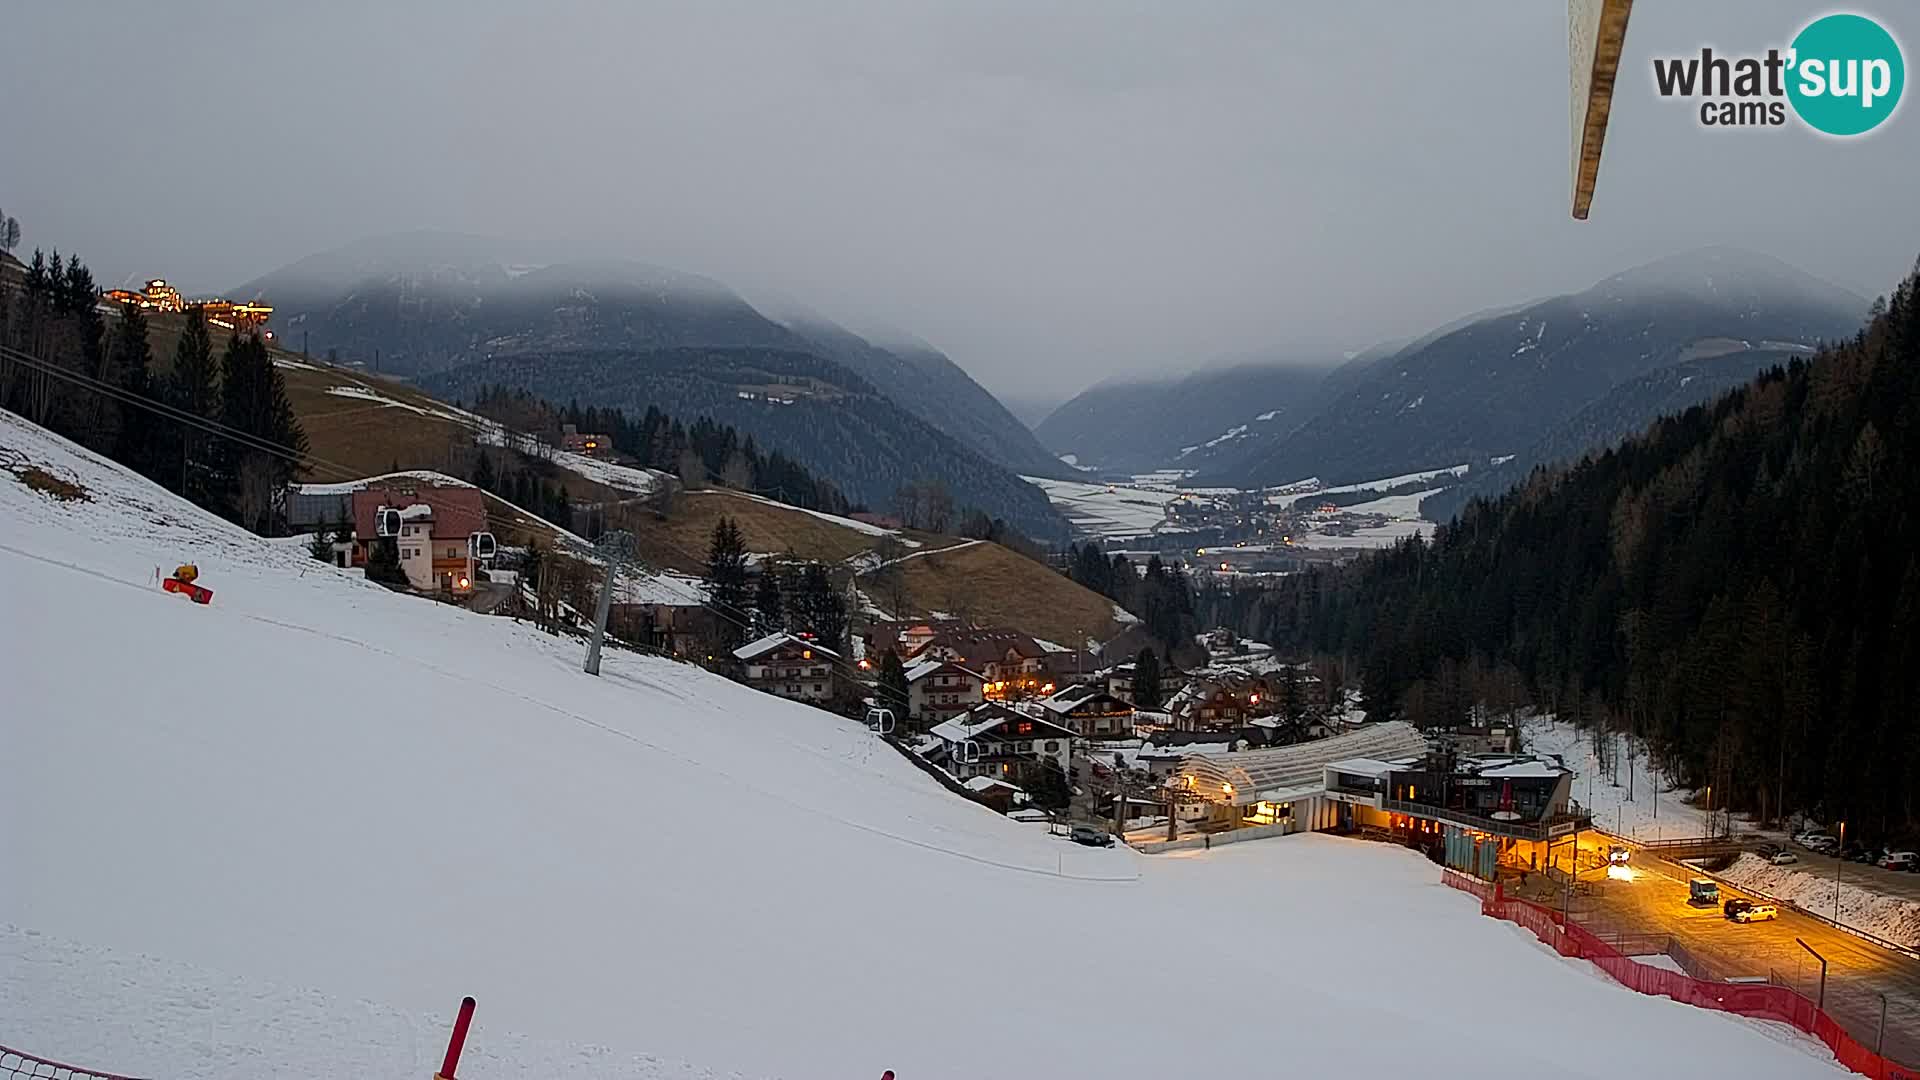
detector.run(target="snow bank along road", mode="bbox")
[0,409,1850,1079]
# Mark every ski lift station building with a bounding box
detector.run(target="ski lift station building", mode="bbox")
[1163,722,1587,863]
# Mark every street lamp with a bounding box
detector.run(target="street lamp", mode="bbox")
[1834,820,1847,923]
[1798,938,1828,1012]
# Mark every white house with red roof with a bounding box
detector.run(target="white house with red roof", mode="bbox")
[349,484,489,592]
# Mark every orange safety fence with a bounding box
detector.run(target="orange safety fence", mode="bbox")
[7,999,898,1080]
[1,1044,149,1080]
[1440,869,1920,1080]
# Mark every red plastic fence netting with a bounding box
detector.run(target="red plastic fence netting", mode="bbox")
[1,1045,148,1080]
[1441,870,1920,1080]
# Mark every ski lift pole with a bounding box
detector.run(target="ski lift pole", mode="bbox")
[584,530,636,677]
[436,996,476,1080]
[585,557,616,676]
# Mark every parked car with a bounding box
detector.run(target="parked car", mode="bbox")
[1879,851,1919,871]
[1070,823,1115,848]
[1802,835,1838,853]
[1690,878,1721,906]
[1732,903,1778,923]
[1768,850,1798,866]
[1723,898,1752,920]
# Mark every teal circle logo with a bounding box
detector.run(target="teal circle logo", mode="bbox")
[1787,13,1905,136]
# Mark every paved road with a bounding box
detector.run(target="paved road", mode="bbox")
[1562,844,1920,1065]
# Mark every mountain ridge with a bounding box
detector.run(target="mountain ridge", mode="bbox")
[1204,246,1869,488]
[234,232,1065,478]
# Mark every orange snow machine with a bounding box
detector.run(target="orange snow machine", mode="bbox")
[162,563,213,604]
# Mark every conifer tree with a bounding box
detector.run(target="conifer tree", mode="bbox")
[1282,663,1308,727]
[217,332,307,532]
[108,301,165,480]
[472,449,496,491]
[705,516,750,647]
[752,569,785,636]
[365,536,409,588]
[169,308,219,507]
[794,561,847,650]
[878,650,910,720]
[1133,647,1163,710]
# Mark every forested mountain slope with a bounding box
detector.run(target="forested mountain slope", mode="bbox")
[1033,360,1335,475]
[1257,260,1916,833]
[1210,248,1867,488]
[1421,342,1815,522]
[425,348,1067,540]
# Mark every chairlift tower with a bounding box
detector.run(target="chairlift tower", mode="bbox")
[584,529,637,676]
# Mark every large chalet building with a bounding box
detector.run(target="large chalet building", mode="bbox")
[1033,684,1136,739]
[1165,673,1268,733]
[905,659,984,729]
[869,622,1056,700]
[927,703,1075,787]
[733,632,841,703]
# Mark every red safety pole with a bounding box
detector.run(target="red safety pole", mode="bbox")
[437,996,476,1080]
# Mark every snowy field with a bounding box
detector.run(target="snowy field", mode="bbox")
[1022,475,1184,538]
[1289,487,1440,550]
[1339,487,1443,518]
[1524,715,1712,841]
[1312,463,1471,498]
[0,412,1847,1079]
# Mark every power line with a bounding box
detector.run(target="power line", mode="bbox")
[0,342,366,479]
[2,341,888,687]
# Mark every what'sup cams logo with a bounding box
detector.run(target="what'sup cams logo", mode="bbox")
[1652,12,1904,135]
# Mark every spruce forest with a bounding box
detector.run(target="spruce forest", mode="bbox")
[464,384,850,519]
[1248,256,1920,838]
[0,249,308,534]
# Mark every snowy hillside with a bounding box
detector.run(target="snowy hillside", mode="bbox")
[0,410,1845,1078]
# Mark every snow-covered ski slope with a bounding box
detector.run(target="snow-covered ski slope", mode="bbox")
[0,411,1846,1078]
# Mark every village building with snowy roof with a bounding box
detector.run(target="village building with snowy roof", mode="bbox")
[903,658,985,729]
[733,632,842,704]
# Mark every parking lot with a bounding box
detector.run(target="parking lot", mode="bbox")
[1552,842,1920,1066]
[1752,838,1920,904]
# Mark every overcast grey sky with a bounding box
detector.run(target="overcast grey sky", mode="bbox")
[6,1,1916,403]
